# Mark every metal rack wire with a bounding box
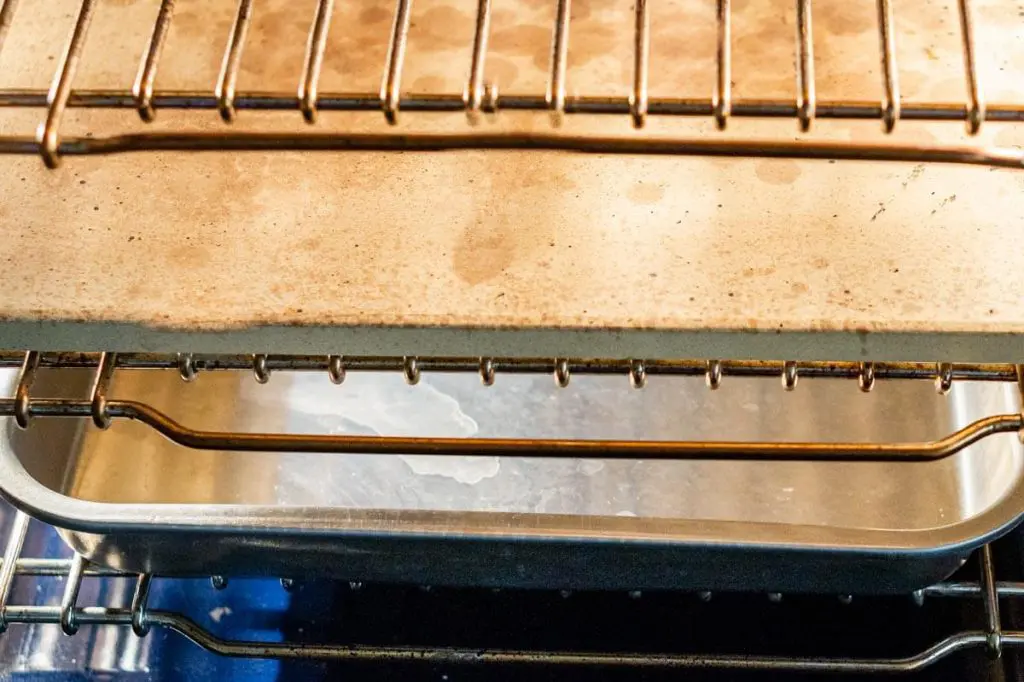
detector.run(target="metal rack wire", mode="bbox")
[1,351,1022,462]
[0,0,1021,167]
[0,507,1022,673]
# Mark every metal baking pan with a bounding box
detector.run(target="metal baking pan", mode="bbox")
[0,366,1022,593]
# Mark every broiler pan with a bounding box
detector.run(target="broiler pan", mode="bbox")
[0,365,1021,593]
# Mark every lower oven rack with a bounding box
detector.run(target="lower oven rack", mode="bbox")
[0,507,1021,674]
[0,350,1021,595]
[2,351,1022,463]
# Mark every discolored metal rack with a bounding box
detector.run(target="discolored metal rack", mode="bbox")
[0,0,1021,167]
[2,351,1022,463]
[0,507,1023,673]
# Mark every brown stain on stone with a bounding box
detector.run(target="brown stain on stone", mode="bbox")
[489,24,552,72]
[816,2,875,36]
[172,241,212,269]
[486,57,520,90]
[410,5,474,51]
[628,182,665,205]
[452,215,517,285]
[754,160,802,186]
[410,74,448,92]
[644,3,716,96]
[358,5,391,25]
[729,3,794,96]
[790,282,810,295]
[551,173,579,191]
[114,155,253,273]
[452,156,567,285]
[902,301,924,315]
[499,163,578,194]
[565,22,620,74]
[124,281,145,299]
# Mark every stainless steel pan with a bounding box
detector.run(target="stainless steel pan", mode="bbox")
[0,366,1021,593]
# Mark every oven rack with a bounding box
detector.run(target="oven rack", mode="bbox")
[2,351,1022,463]
[0,508,1021,674]
[0,0,1021,168]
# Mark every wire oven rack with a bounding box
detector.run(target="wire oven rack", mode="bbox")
[0,0,1021,168]
[0,354,1022,673]
[1,351,1022,462]
[0,507,1024,674]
